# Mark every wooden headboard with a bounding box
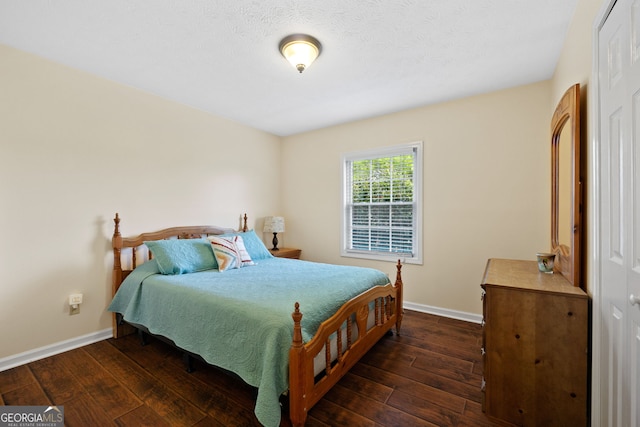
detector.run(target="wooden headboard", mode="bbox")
[111,212,248,337]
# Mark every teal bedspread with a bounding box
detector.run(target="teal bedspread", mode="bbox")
[108,257,390,427]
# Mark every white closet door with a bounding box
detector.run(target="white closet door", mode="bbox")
[598,0,640,425]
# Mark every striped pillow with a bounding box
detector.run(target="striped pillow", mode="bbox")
[208,235,254,271]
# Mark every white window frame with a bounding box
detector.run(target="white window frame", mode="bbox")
[341,141,423,265]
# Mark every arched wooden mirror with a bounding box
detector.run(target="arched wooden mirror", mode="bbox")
[551,84,582,287]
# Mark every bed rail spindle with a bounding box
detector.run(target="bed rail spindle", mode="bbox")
[356,305,368,340]
[336,326,343,361]
[375,299,381,326]
[325,338,331,375]
[132,246,137,269]
[346,317,353,349]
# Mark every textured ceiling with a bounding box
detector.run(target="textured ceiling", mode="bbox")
[0,0,578,136]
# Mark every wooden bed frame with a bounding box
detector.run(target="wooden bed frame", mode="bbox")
[111,213,404,426]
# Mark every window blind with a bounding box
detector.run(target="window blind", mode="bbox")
[345,147,416,256]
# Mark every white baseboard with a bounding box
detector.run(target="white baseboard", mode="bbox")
[404,301,483,324]
[0,328,112,372]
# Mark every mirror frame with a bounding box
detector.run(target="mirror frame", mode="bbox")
[551,84,582,287]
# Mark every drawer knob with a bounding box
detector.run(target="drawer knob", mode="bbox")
[631,294,640,306]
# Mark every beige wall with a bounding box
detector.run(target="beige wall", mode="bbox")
[552,0,604,106]
[281,81,552,316]
[278,0,607,316]
[551,0,607,296]
[0,44,281,359]
[0,0,608,362]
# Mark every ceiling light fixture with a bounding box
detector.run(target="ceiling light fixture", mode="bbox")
[279,34,322,73]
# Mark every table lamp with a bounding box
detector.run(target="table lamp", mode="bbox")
[263,216,285,251]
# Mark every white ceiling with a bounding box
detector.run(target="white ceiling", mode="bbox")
[0,0,578,136]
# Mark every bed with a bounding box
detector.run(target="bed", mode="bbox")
[108,213,403,426]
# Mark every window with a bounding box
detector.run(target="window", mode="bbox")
[342,142,422,264]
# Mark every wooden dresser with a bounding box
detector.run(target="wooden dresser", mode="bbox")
[480,258,589,426]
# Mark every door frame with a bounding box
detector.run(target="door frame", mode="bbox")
[590,0,620,424]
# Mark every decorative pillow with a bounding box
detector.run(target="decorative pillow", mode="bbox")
[144,238,217,275]
[226,235,255,267]
[219,229,273,260]
[208,235,254,271]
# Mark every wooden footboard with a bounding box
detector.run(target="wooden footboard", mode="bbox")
[289,260,403,426]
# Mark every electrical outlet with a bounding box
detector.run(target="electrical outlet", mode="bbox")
[69,293,82,315]
[69,293,83,306]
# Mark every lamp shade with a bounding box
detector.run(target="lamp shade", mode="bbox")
[279,34,322,73]
[263,216,285,233]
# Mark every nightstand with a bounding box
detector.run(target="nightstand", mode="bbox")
[270,248,301,259]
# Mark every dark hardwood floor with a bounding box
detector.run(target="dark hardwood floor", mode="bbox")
[0,310,514,426]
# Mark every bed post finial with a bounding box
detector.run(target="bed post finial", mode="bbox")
[113,213,122,249]
[291,302,303,348]
[242,213,248,232]
[114,213,121,235]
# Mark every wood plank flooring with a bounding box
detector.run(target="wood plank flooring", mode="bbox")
[0,310,515,426]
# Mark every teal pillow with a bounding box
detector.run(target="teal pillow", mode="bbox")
[145,238,217,275]
[219,229,273,260]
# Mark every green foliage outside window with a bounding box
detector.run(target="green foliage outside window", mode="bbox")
[351,155,414,203]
